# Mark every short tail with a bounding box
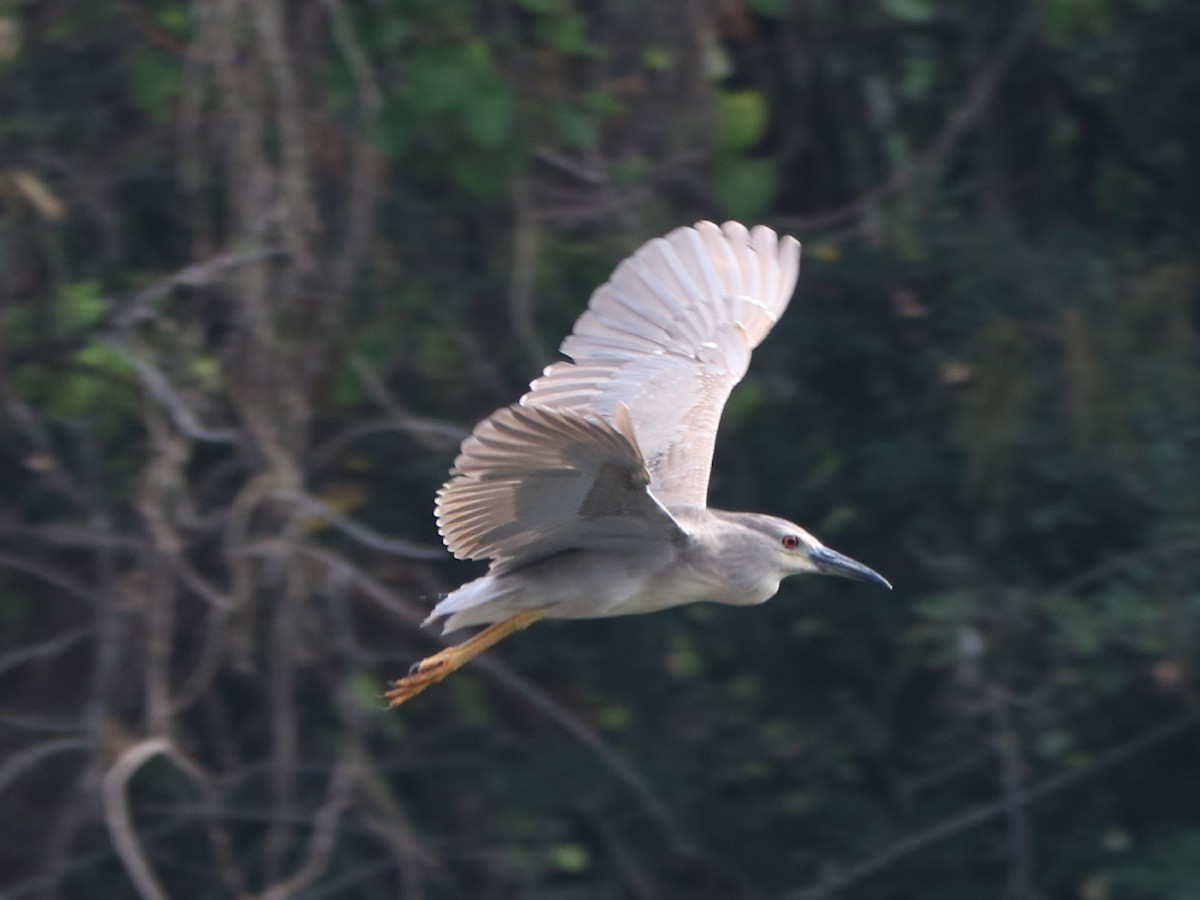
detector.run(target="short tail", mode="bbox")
[424,574,520,634]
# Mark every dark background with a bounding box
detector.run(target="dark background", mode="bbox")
[1,0,1198,897]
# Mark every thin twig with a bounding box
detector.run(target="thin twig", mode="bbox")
[307,419,466,477]
[0,737,90,797]
[282,490,448,560]
[0,520,144,551]
[0,357,91,507]
[259,758,358,900]
[346,356,473,443]
[0,710,86,734]
[355,780,433,899]
[115,248,289,328]
[141,561,176,737]
[262,552,304,883]
[0,627,93,680]
[291,857,405,900]
[986,684,1033,898]
[0,549,102,606]
[584,806,660,900]
[107,340,239,443]
[788,713,1198,899]
[167,606,233,715]
[532,146,607,185]
[1047,536,1200,597]
[113,0,197,58]
[773,9,1039,233]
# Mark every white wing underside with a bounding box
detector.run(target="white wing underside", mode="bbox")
[436,221,800,571]
[524,220,800,508]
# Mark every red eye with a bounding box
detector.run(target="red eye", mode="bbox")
[782,534,800,550]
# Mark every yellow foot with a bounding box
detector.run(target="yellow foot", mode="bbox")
[384,648,459,706]
[386,610,545,708]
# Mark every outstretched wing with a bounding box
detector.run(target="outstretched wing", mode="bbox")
[435,404,684,573]
[521,221,800,509]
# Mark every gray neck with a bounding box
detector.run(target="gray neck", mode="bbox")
[676,508,783,604]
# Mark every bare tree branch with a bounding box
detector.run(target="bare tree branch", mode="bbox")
[0,737,90,797]
[788,714,1199,899]
[109,340,239,443]
[102,738,174,900]
[0,549,102,606]
[307,419,465,478]
[281,489,447,560]
[259,758,357,900]
[772,9,1039,233]
[115,248,289,329]
[0,627,93,680]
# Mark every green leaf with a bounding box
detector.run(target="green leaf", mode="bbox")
[188,353,222,389]
[1042,0,1117,45]
[154,4,190,38]
[538,12,594,56]
[461,85,514,148]
[550,843,591,873]
[45,16,80,43]
[721,378,768,427]
[348,671,385,714]
[609,157,647,185]
[593,702,630,730]
[373,95,413,158]
[880,0,938,24]
[450,150,511,202]
[375,15,410,51]
[666,633,704,680]
[2,305,36,346]
[56,280,107,330]
[717,89,769,154]
[584,88,622,116]
[749,0,789,15]
[553,102,600,149]
[642,47,672,70]
[900,56,937,101]
[130,52,181,122]
[1035,729,1075,760]
[913,591,980,624]
[74,342,132,376]
[713,157,779,220]
[407,49,474,113]
[1102,829,1200,900]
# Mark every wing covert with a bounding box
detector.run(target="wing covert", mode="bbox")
[435,404,684,573]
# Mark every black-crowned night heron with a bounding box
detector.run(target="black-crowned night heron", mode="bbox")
[386,221,889,707]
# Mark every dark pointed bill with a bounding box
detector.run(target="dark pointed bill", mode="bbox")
[809,546,892,589]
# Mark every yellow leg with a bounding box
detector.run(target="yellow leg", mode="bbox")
[385,610,545,708]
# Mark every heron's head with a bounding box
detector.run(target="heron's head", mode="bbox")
[735,514,891,589]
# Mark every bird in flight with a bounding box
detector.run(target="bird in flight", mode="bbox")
[386,221,889,707]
